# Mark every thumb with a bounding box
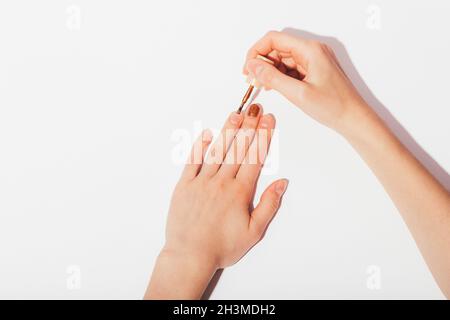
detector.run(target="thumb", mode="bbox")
[250,179,289,238]
[247,58,309,107]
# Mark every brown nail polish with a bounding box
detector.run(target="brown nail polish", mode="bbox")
[248,104,260,117]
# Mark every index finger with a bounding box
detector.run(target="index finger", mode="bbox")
[244,31,311,73]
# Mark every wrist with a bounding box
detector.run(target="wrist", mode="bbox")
[335,101,382,140]
[159,245,219,273]
[337,101,402,162]
[146,246,218,299]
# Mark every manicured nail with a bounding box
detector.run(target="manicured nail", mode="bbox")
[229,112,242,125]
[248,104,260,117]
[275,179,289,196]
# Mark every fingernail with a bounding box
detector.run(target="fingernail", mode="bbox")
[203,129,213,142]
[259,114,275,128]
[229,112,242,125]
[275,179,289,196]
[248,104,260,117]
[247,77,262,89]
[248,60,264,78]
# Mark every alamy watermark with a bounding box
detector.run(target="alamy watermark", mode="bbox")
[171,121,280,175]
[366,4,382,30]
[366,265,381,290]
[66,4,81,31]
[66,265,81,290]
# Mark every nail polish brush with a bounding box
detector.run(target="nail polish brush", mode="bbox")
[237,54,275,113]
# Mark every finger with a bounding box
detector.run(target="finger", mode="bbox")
[267,50,282,65]
[280,56,297,70]
[180,129,213,180]
[219,104,262,177]
[277,54,307,77]
[236,114,276,185]
[243,31,311,75]
[201,111,244,177]
[249,179,289,239]
[246,58,311,107]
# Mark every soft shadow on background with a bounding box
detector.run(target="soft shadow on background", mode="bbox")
[202,28,450,299]
[284,28,450,191]
[201,269,223,300]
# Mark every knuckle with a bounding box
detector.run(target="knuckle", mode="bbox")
[236,179,251,193]
[250,224,263,242]
[320,42,330,50]
[316,42,330,54]
[173,180,191,200]
[230,180,247,199]
[310,40,322,49]
[260,67,275,85]
[297,84,310,102]
[212,175,232,192]
[269,197,280,212]
[265,30,279,38]
[213,175,226,186]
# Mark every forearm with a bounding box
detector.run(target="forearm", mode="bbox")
[340,103,450,297]
[144,248,218,300]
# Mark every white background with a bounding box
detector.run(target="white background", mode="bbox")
[0,0,449,299]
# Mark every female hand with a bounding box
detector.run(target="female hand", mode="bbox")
[146,104,288,299]
[244,31,450,298]
[243,30,369,133]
